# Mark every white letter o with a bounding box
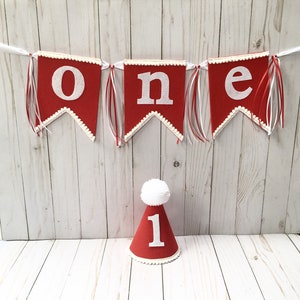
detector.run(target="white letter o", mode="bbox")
[52,66,85,101]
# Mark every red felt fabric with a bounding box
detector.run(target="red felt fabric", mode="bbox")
[208,55,269,135]
[37,55,101,137]
[124,64,186,139]
[130,205,179,260]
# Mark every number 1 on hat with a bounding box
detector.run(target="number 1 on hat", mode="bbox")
[148,214,165,247]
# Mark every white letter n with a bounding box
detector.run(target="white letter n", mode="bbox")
[137,72,173,105]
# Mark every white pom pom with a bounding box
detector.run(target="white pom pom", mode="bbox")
[141,179,170,206]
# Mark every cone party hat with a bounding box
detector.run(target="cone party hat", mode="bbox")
[129,179,180,264]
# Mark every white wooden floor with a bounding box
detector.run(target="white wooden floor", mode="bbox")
[0,235,299,300]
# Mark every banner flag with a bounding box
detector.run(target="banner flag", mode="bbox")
[106,60,207,146]
[26,51,102,141]
[0,42,290,143]
[123,59,186,142]
[208,51,284,138]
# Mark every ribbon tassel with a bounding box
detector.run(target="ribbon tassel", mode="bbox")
[105,65,123,146]
[184,65,208,143]
[271,55,284,129]
[255,55,284,135]
[0,43,43,134]
[26,54,50,136]
[26,55,40,134]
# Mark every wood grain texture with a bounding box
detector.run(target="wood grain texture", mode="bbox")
[5,0,55,241]
[289,234,300,251]
[99,0,133,238]
[94,238,131,300]
[35,0,81,239]
[0,0,300,240]
[0,240,27,281]
[163,236,229,299]
[239,234,300,299]
[27,240,80,299]
[0,240,53,299]
[184,0,220,235]
[161,0,188,236]
[234,0,277,233]
[60,239,106,299]
[67,0,107,238]
[261,0,300,233]
[285,100,300,233]
[0,235,299,298]
[210,0,253,234]
[129,260,163,300]
[0,0,30,240]
[130,0,163,235]
[234,0,270,233]
[212,235,264,299]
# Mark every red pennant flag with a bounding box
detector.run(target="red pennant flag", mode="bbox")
[208,51,281,138]
[123,60,186,142]
[28,51,102,141]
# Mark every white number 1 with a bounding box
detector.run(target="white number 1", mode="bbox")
[148,214,165,247]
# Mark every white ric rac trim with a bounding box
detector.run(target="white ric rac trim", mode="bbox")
[213,106,270,138]
[35,50,103,66]
[124,111,184,142]
[35,107,95,141]
[128,248,180,265]
[208,51,269,64]
[123,59,186,66]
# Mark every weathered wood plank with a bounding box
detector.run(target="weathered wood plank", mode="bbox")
[60,239,106,299]
[5,0,55,241]
[0,240,53,299]
[234,0,282,234]
[286,102,300,232]
[212,235,264,299]
[129,260,163,300]
[163,236,228,300]
[94,238,131,300]
[210,0,252,234]
[99,0,133,238]
[66,0,107,238]
[160,0,188,236]
[0,0,30,240]
[0,235,299,298]
[0,241,27,282]
[130,0,163,234]
[27,240,80,299]
[239,234,300,299]
[289,234,300,251]
[35,0,81,239]
[261,0,300,233]
[184,0,220,235]
[0,0,300,239]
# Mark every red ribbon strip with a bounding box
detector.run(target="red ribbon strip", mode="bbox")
[254,55,284,132]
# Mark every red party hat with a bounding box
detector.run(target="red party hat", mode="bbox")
[129,179,180,264]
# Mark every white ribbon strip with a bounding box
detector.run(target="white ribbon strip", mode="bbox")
[184,66,208,143]
[277,46,300,58]
[199,60,208,70]
[1,41,300,63]
[0,42,30,56]
[0,43,110,69]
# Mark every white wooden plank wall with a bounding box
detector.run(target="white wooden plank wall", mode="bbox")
[0,0,300,240]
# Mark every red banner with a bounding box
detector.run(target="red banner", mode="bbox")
[208,52,270,138]
[123,60,186,142]
[34,51,102,141]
